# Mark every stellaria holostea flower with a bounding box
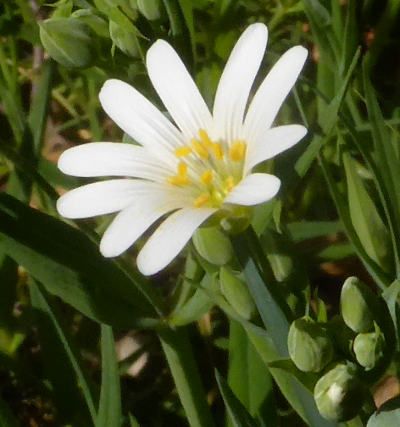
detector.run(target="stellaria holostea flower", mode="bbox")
[57,23,307,275]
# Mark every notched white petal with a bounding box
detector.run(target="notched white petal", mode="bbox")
[224,173,281,206]
[146,40,212,139]
[137,207,216,275]
[99,79,182,162]
[100,194,189,258]
[58,142,174,181]
[244,124,307,174]
[244,46,308,143]
[213,23,268,143]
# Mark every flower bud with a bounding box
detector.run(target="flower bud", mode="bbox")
[219,267,255,320]
[192,227,233,266]
[39,18,96,68]
[109,21,139,58]
[314,362,365,422]
[353,329,386,370]
[137,0,164,21]
[340,277,378,333]
[288,317,334,373]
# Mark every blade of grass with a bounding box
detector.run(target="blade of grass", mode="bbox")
[97,324,122,427]
[30,280,97,424]
[215,369,259,427]
[158,327,215,427]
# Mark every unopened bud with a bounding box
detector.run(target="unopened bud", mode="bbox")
[288,317,334,373]
[219,267,255,320]
[314,362,365,422]
[192,227,233,266]
[340,277,378,333]
[353,329,385,370]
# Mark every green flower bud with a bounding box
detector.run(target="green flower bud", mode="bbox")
[39,18,95,68]
[192,227,233,266]
[109,20,139,58]
[340,277,378,333]
[288,317,334,373]
[137,0,164,21]
[353,329,385,370]
[219,267,255,320]
[314,362,365,422]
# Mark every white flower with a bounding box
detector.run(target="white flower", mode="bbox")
[57,23,307,275]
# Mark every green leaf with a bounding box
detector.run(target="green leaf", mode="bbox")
[169,272,217,326]
[0,192,161,329]
[28,60,55,155]
[39,17,95,68]
[30,281,97,424]
[382,280,400,347]
[231,228,292,357]
[343,151,392,273]
[97,325,122,427]
[367,396,400,426]
[215,369,259,427]
[227,320,276,425]
[287,221,344,242]
[159,328,215,427]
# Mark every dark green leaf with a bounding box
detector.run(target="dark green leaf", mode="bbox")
[0,192,160,329]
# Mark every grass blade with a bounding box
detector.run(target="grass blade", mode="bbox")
[97,324,122,427]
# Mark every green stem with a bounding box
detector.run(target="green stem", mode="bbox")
[158,327,215,427]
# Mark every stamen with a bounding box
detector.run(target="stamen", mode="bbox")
[175,146,192,157]
[177,161,188,178]
[211,143,224,160]
[193,193,210,208]
[200,170,213,184]
[225,176,235,192]
[191,139,209,159]
[229,141,246,162]
[167,176,190,186]
[199,129,212,147]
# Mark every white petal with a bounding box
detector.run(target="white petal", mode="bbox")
[146,40,212,139]
[243,46,308,143]
[244,125,307,174]
[213,23,268,143]
[224,173,281,206]
[100,194,189,258]
[137,207,216,275]
[58,142,175,181]
[99,79,182,162]
[57,179,161,219]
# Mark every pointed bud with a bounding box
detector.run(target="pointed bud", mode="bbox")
[219,267,255,320]
[192,227,233,266]
[340,277,378,333]
[288,317,334,373]
[314,362,365,422]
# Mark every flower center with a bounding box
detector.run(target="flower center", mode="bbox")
[167,129,247,208]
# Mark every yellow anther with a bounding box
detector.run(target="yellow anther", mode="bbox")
[191,139,209,159]
[200,170,213,184]
[175,146,192,157]
[211,143,224,160]
[193,193,210,208]
[225,176,235,192]
[229,140,246,162]
[199,129,212,147]
[167,176,190,186]
[177,161,188,178]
